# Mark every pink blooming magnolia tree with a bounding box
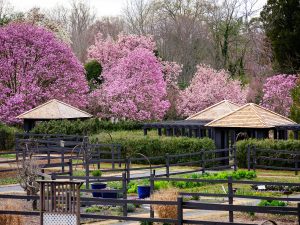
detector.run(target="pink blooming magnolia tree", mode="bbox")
[88,34,171,120]
[177,65,248,117]
[0,23,88,124]
[89,48,170,120]
[261,74,297,116]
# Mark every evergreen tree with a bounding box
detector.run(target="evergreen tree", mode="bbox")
[261,0,300,73]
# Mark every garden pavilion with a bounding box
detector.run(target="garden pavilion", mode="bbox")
[206,103,297,148]
[143,100,240,137]
[16,99,92,132]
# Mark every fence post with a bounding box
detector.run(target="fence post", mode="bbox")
[85,157,90,189]
[247,145,251,171]
[233,147,237,171]
[126,158,130,183]
[201,150,206,174]
[177,196,183,225]
[62,148,65,173]
[297,203,300,225]
[165,153,170,178]
[228,176,234,223]
[295,155,299,176]
[150,170,156,218]
[69,159,73,179]
[122,172,127,217]
[112,144,115,170]
[15,134,19,162]
[41,169,45,180]
[253,146,256,172]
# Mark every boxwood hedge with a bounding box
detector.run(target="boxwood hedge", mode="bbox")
[91,131,215,164]
[236,139,300,168]
[31,119,143,135]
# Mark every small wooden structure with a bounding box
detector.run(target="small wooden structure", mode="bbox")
[16,99,92,132]
[206,103,297,148]
[186,100,240,121]
[143,100,240,138]
[38,180,83,225]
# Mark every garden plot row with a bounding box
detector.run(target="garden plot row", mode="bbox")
[1,174,300,224]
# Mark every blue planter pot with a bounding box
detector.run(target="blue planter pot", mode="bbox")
[138,185,151,199]
[102,191,118,199]
[91,183,107,197]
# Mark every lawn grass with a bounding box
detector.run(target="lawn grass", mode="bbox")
[0,177,18,185]
[0,154,16,159]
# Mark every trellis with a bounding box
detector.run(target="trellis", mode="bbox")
[38,180,83,225]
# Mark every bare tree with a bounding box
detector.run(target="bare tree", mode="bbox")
[87,16,125,43]
[17,142,40,210]
[123,0,155,35]
[0,0,13,24]
[70,0,96,62]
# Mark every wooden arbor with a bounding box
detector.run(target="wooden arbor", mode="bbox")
[38,180,83,225]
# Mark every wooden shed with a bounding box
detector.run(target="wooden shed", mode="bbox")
[16,99,92,132]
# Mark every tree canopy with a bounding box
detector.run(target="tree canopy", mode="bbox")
[0,23,88,124]
[261,0,300,73]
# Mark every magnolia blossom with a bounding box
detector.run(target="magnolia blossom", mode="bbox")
[0,23,88,124]
[177,65,248,117]
[87,34,171,121]
[88,34,156,71]
[261,74,297,116]
[89,48,170,120]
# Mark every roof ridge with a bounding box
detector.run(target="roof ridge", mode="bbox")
[16,99,92,119]
[249,103,267,127]
[186,100,240,120]
[252,103,296,124]
[205,103,248,126]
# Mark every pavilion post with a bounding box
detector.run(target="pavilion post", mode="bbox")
[180,127,183,136]
[158,128,162,136]
[188,128,193,137]
[143,128,148,136]
[294,131,299,140]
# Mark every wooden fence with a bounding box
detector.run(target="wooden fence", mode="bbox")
[1,173,300,224]
[247,145,300,175]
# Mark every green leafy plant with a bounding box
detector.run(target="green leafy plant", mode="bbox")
[258,200,287,207]
[126,203,136,213]
[91,170,102,177]
[31,118,143,135]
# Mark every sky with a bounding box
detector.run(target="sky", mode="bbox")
[10,0,126,17]
[10,0,267,17]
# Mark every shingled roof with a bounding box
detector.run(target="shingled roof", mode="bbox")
[16,99,92,120]
[186,100,241,121]
[206,103,296,128]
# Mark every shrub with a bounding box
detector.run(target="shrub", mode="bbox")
[258,200,287,207]
[91,170,102,177]
[236,139,300,168]
[127,203,136,213]
[31,118,143,135]
[91,131,215,164]
[151,188,179,219]
[0,123,18,151]
[170,170,256,189]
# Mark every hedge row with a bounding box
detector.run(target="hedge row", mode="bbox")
[236,139,300,168]
[0,123,18,151]
[91,132,215,164]
[31,119,143,135]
